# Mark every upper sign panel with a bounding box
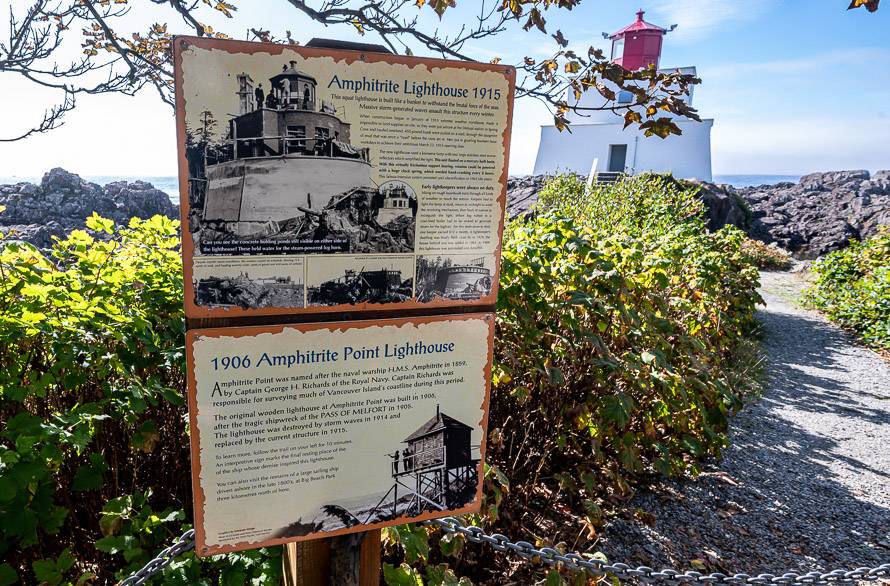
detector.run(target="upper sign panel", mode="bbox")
[174,37,515,318]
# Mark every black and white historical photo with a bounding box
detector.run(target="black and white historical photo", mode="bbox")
[270,406,479,538]
[192,255,305,309]
[184,61,416,256]
[374,180,418,226]
[415,254,494,302]
[306,255,413,306]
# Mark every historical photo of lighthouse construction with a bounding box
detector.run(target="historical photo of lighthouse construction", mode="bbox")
[306,255,414,306]
[184,62,416,257]
[415,254,494,302]
[192,255,305,309]
[176,38,513,317]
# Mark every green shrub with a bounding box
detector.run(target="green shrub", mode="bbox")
[492,174,761,507]
[0,215,281,585]
[804,227,890,350]
[740,238,793,270]
[1,176,763,585]
[384,176,763,585]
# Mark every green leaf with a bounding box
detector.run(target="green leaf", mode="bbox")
[544,568,563,586]
[32,559,62,586]
[396,524,429,564]
[546,364,564,384]
[85,213,115,234]
[438,531,464,557]
[72,454,107,491]
[383,563,424,586]
[95,535,135,555]
[130,420,159,452]
[681,435,703,456]
[0,564,18,586]
[57,549,75,573]
[220,566,248,586]
[0,477,16,502]
[583,499,602,522]
[601,393,633,428]
[425,563,471,585]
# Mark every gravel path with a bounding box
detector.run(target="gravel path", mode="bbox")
[596,270,890,578]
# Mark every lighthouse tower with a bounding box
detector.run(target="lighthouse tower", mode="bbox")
[532,10,713,181]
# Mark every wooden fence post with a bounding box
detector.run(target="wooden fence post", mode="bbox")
[282,530,381,586]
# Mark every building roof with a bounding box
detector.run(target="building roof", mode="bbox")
[404,410,473,443]
[270,60,317,85]
[609,10,666,39]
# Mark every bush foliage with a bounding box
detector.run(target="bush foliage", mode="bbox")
[740,238,793,271]
[0,215,281,585]
[804,226,890,351]
[387,176,763,584]
[1,176,762,585]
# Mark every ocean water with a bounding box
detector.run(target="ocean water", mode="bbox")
[1,173,803,204]
[713,174,802,188]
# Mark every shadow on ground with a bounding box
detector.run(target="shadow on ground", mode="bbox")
[596,280,890,576]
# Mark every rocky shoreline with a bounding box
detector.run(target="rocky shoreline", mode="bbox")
[2,168,887,258]
[739,170,889,259]
[0,168,177,248]
[507,170,889,259]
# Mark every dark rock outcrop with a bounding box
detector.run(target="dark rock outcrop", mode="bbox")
[505,172,890,259]
[506,175,548,218]
[505,174,750,231]
[687,180,750,232]
[1,168,177,247]
[738,170,890,259]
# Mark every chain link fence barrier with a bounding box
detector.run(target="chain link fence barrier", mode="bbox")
[117,529,195,586]
[429,517,890,586]
[117,518,890,585]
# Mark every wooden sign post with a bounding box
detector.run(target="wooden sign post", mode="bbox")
[173,35,514,584]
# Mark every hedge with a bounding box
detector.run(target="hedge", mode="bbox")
[804,226,890,351]
[0,176,762,585]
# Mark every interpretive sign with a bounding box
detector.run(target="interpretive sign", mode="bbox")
[186,313,493,555]
[174,37,515,318]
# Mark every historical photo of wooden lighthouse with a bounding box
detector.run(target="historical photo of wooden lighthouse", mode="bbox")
[184,61,416,257]
[271,405,480,538]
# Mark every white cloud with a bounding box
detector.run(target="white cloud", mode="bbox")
[700,48,890,79]
[649,0,770,42]
[712,117,890,174]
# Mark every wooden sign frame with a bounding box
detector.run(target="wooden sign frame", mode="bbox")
[185,313,494,556]
[174,36,515,322]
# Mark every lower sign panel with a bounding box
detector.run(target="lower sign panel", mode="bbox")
[186,313,494,555]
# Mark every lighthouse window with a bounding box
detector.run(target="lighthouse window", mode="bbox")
[286,125,305,152]
[315,127,330,140]
[611,38,624,60]
[617,90,633,104]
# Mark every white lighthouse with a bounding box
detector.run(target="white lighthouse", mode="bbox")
[532,10,713,182]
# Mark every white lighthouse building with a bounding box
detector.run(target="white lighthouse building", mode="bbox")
[533,10,713,181]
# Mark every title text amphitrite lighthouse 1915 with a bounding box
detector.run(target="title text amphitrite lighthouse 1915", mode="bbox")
[532,10,713,181]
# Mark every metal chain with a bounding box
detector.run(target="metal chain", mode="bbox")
[429,517,890,585]
[117,520,890,586]
[117,529,195,586]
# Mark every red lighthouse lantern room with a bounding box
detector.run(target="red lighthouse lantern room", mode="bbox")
[608,10,672,71]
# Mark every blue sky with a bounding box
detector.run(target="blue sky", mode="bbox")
[0,0,887,177]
